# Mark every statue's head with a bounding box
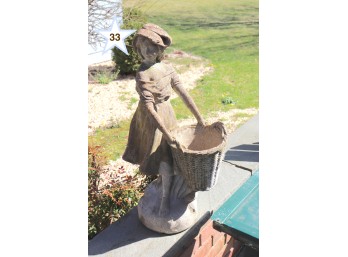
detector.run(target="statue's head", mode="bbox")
[133,24,172,63]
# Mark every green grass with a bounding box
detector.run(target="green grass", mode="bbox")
[89,0,258,161]
[94,70,118,84]
[166,55,210,74]
[88,120,131,161]
[119,94,128,102]
[127,0,259,119]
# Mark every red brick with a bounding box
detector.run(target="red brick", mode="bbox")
[190,233,212,256]
[215,240,232,257]
[177,219,240,257]
[196,219,213,238]
[225,234,232,244]
[207,234,226,257]
[193,240,212,257]
[198,225,224,248]
[215,237,235,257]
[214,237,232,257]
[224,248,235,257]
[217,247,230,257]
[195,220,214,245]
[223,239,243,257]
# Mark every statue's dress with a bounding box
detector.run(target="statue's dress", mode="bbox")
[124,62,197,234]
[122,62,181,175]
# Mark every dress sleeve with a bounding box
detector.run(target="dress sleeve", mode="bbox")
[136,73,155,105]
[170,67,185,93]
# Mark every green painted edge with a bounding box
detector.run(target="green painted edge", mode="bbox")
[211,170,259,236]
[223,185,259,238]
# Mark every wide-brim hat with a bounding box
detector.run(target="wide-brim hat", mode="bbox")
[133,23,172,49]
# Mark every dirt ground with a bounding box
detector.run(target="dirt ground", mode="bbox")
[88,52,213,135]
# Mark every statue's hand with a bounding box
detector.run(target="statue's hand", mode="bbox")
[169,136,184,151]
[212,121,227,137]
[197,118,206,127]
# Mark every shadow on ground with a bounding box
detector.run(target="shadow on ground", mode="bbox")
[224,142,259,163]
[88,208,162,255]
[89,208,211,256]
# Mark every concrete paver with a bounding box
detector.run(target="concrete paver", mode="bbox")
[224,114,259,172]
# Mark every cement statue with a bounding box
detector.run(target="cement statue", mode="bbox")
[122,24,208,234]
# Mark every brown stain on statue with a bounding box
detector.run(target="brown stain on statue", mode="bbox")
[122,23,206,222]
[121,24,227,233]
[122,24,205,176]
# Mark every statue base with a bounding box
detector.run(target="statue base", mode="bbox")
[138,177,198,234]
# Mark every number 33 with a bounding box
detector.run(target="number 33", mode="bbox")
[110,33,120,41]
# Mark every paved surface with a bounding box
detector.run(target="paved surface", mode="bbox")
[88,113,259,257]
[224,114,259,173]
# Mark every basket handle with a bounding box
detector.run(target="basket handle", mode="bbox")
[170,137,185,152]
[175,141,185,152]
[212,121,227,138]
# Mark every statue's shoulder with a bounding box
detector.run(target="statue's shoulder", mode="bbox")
[160,61,176,76]
[161,61,175,71]
[136,68,151,82]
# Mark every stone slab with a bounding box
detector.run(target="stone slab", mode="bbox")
[224,114,259,172]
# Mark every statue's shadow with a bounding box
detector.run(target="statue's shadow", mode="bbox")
[88,206,212,256]
[224,142,259,162]
[88,207,163,255]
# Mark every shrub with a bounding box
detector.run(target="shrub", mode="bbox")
[88,176,142,239]
[88,145,142,239]
[138,174,158,192]
[111,7,148,75]
[88,144,159,240]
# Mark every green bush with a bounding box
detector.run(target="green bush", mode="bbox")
[88,145,142,240]
[88,175,142,239]
[88,144,159,240]
[112,8,148,75]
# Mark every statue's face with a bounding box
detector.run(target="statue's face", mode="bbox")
[139,38,160,62]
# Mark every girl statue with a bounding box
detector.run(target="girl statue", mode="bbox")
[122,24,205,233]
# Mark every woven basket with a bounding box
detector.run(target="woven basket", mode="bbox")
[170,122,227,191]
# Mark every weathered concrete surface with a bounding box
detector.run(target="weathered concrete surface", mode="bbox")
[88,113,259,257]
[224,114,259,173]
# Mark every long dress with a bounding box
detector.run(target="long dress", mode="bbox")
[122,62,181,175]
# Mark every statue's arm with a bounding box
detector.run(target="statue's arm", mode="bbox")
[171,72,205,126]
[137,72,175,143]
[145,102,174,143]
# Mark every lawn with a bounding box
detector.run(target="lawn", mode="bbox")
[89,119,131,161]
[89,0,258,160]
[126,0,259,119]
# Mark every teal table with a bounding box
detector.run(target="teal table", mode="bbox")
[211,170,259,250]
